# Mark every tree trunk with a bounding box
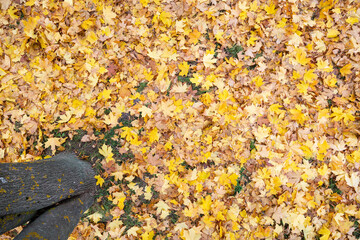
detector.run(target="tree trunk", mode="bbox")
[15,190,95,240]
[0,152,96,239]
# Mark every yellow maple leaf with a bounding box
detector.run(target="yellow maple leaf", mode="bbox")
[99,144,114,162]
[346,16,359,25]
[142,231,155,240]
[108,219,123,232]
[318,140,329,154]
[252,76,263,87]
[86,31,98,44]
[23,71,34,84]
[112,192,126,209]
[327,28,340,38]
[317,164,328,176]
[140,0,149,7]
[269,104,285,115]
[289,105,307,125]
[323,75,337,87]
[330,107,344,122]
[121,127,137,141]
[97,89,112,100]
[188,29,201,44]
[190,73,203,86]
[254,125,271,143]
[345,173,360,188]
[81,19,94,30]
[296,81,309,94]
[264,3,277,15]
[25,0,35,6]
[155,200,170,218]
[147,48,162,60]
[292,70,301,79]
[214,30,224,41]
[294,48,310,66]
[7,6,19,20]
[94,175,105,187]
[98,66,108,74]
[179,61,190,76]
[340,63,352,76]
[87,212,102,223]
[44,137,66,154]
[159,11,172,27]
[199,195,212,212]
[318,225,331,240]
[246,35,258,46]
[317,59,333,72]
[22,16,40,38]
[148,127,160,143]
[303,69,317,83]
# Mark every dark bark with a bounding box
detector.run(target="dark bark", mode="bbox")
[0,211,37,235]
[15,190,95,240]
[0,152,96,239]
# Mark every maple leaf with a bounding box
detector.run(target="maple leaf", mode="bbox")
[112,192,126,209]
[103,6,116,25]
[139,105,153,118]
[182,227,201,240]
[107,219,123,232]
[22,16,40,38]
[147,48,162,60]
[86,31,98,44]
[346,16,359,25]
[203,53,217,68]
[179,61,190,76]
[155,200,170,218]
[44,137,66,154]
[7,6,19,20]
[159,11,172,27]
[87,212,103,223]
[345,173,360,189]
[99,144,114,163]
[318,225,330,240]
[121,127,137,141]
[103,112,118,126]
[94,174,105,187]
[188,29,201,44]
[254,125,271,143]
[340,63,352,76]
[142,231,155,240]
[252,76,264,87]
[81,19,94,30]
[199,195,212,212]
[317,59,333,72]
[317,164,329,176]
[97,89,112,100]
[294,48,310,65]
[288,33,303,47]
[327,28,340,38]
[289,105,307,125]
[190,73,203,86]
[140,0,149,7]
[148,127,160,143]
[264,3,277,15]
[58,111,73,123]
[323,75,337,87]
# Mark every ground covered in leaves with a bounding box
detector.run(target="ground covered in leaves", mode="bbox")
[1,0,360,239]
